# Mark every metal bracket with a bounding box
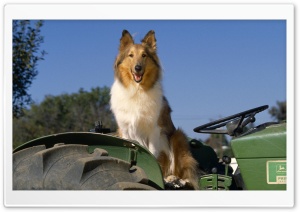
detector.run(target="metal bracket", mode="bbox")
[129,148,138,167]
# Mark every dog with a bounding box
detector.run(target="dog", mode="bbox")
[110,30,199,189]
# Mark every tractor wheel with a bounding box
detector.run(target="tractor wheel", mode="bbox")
[13,143,156,190]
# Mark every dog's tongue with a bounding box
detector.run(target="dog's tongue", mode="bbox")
[134,74,142,82]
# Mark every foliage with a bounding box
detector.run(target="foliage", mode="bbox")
[13,86,117,149]
[269,101,286,122]
[205,134,230,158]
[13,20,46,118]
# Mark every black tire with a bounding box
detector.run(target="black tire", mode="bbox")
[13,143,156,190]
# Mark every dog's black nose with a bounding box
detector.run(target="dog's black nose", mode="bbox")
[135,65,142,72]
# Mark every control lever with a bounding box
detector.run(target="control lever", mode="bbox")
[222,155,231,176]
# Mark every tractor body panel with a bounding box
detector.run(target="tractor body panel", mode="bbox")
[231,123,286,190]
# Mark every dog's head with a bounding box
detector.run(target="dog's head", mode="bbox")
[114,30,161,89]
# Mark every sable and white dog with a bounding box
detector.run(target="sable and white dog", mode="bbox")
[110,30,198,189]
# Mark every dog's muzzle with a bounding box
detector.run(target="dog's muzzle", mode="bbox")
[132,65,144,83]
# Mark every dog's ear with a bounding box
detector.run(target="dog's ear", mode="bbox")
[142,30,156,50]
[119,30,134,51]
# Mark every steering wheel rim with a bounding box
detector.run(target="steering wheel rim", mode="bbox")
[193,105,269,135]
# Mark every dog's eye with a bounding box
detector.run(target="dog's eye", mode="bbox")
[142,54,147,58]
[129,54,134,57]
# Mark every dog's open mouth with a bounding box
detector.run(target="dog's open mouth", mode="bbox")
[133,73,143,83]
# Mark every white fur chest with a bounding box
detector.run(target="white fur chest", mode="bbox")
[110,80,167,156]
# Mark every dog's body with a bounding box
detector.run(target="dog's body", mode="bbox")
[110,30,198,189]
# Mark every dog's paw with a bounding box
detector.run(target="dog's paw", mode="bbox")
[164,175,189,190]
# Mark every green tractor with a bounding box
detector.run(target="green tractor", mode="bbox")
[13,105,286,190]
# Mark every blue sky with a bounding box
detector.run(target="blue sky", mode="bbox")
[28,20,286,140]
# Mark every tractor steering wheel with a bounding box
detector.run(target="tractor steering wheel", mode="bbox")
[193,105,269,136]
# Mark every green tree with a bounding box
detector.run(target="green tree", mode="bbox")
[13,20,46,118]
[205,134,230,158]
[269,101,286,122]
[13,86,116,149]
